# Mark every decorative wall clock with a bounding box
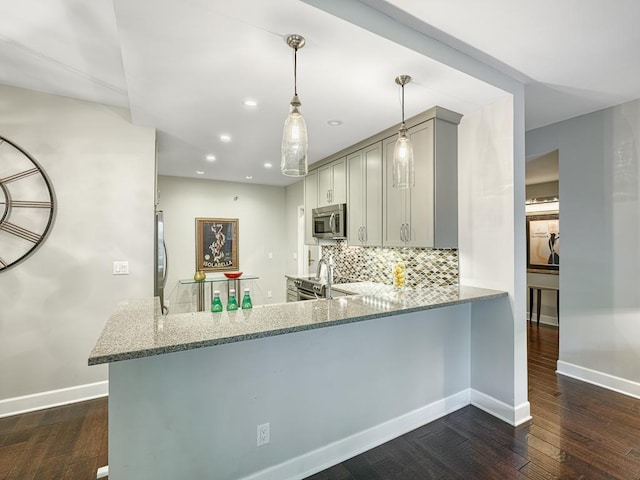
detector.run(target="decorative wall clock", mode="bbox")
[0,136,56,271]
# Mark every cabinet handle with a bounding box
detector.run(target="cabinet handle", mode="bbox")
[326,191,330,203]
[358,226,363,242]
[330,189,333,203]
[406,223,411,242]
[363,226,367,243]
[400,224,405,242]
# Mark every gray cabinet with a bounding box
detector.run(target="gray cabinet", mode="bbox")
[318,157,346,207]
[347,142,382,246]
[304,169,318,245]
[382,117,458,248]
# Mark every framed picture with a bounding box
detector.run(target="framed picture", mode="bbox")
[526,214,559,271]
[195,218,239,272]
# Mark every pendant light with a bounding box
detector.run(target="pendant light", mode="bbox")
[392,75,414,188]
[281,34,308,177]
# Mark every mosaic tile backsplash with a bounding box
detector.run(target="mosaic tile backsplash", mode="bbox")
[321,241,458,288]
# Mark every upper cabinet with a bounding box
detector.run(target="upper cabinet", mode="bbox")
[304,169,318,245]
[317,157,346,207]
[382,115,460,248]
[303,106,461,248]
[347,142,382,246]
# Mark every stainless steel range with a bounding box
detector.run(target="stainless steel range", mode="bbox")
[291,275,353,300]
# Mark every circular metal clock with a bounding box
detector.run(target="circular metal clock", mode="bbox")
[0,136,56,272]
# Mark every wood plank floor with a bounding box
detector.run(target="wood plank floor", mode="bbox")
[2,323,640,479]
[307,324,640,480]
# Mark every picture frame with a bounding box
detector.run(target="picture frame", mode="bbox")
[195,218,239,272]
[526,213,559,272]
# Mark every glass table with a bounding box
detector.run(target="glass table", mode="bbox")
[167,275,259,313]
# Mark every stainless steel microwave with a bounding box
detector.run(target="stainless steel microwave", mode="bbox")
[312,204,347,239]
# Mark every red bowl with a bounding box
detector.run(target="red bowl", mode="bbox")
[224,272,243,279]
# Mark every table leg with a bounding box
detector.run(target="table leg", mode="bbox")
[557,290,560,323]
[529,287,533,323]
[536,289,542,325]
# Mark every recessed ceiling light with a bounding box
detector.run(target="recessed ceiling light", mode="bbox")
[219,134,231,142]
[243,99,258,107]
[206,154,216,161]
[264,162,272,168]
[196,170,204,175]
[328,120,342,126]
[245,175,253,180]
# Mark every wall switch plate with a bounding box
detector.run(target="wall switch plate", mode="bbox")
[257,423,270,447]
[268,252,273,259]
[113,261,129,275]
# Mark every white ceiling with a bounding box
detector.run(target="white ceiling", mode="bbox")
[2,0,639,186]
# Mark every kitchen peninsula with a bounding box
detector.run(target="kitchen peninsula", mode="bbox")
[90,284,510,480]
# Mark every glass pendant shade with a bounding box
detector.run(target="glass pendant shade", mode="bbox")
[281,102,308,177]
[392,127,414,188]
[392,74,414,189]
[281,34,308,177]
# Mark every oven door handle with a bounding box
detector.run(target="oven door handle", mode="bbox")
[298,291,318,301]
[329,213,336,234]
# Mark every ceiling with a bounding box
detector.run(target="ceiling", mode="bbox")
[526,151,559,186]
[2,0,639,186]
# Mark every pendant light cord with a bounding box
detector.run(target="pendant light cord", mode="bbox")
[401,83,405,124]
[293,47,298,96]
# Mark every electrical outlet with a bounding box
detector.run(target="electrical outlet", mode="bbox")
[268,252,273,259]
[267,290,272,298]
[257,423,270,447]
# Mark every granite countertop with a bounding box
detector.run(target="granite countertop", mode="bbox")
[88,284,507,366]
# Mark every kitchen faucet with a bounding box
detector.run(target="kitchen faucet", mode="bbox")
[316,254,334,299]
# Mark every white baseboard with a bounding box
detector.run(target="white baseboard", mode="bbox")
[239,389,471,480]
[526,312,558,327]
[470,389,531,426]
[557,361,640,400]
[0,381,108,418]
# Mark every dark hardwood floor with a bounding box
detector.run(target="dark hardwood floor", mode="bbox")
[0,397,107,479]
[307,324,640,480]
[2,323,640,479]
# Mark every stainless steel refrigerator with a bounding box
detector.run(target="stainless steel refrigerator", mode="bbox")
[154,210,168,314]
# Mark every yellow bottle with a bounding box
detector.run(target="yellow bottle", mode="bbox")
[393,262,406,288]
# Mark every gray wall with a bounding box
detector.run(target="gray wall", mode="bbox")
[526,98,640,396]
[459,95,530,423]
[526,181,558,200]
[0,85,155,414]
[157,176,288,305]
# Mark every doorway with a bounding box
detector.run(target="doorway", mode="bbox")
[525,149,559,328]
[297,205,319,276]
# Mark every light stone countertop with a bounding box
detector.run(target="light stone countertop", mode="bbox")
[88,284,507,366]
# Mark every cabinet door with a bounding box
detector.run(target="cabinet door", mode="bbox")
[347,150,365,245]
[331,157,346,205]
[317,164,332,207]
[362,142,382,246]
[406,120,435,247]
[382,135,409,247]
[318,157,346,206]
[304,170,318,245]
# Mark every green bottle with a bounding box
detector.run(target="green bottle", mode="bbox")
[241,288,253,309]
[211,290,223,313]
[227,288,239,311]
